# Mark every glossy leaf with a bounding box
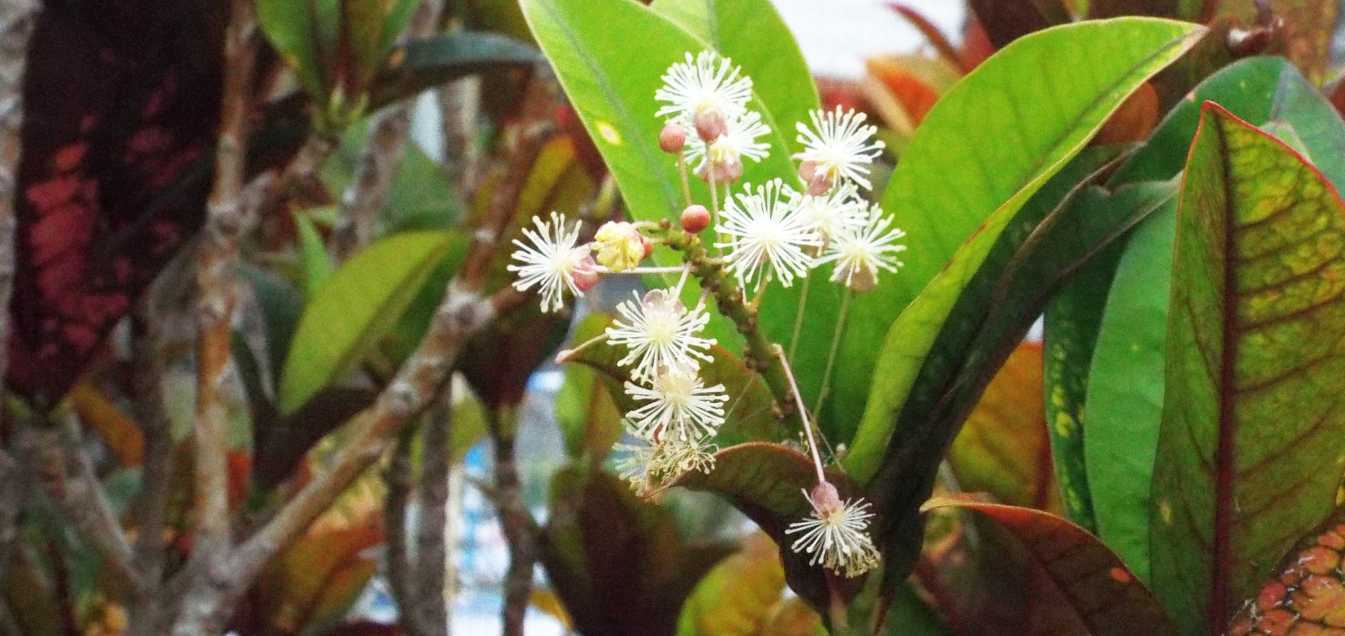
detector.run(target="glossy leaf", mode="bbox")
[368,32,541,109]
[294,211,334,298]
[1052,55,1345,585]
[923,497,1175,634]
[1080,204,1174,586]
[675,533,786,636]
[1149,104,1345,631]
[948,342,1059,512]
[836,17,1204,461]
[278,231,461,415]
[648,0,820,151]
[539,465,734,636]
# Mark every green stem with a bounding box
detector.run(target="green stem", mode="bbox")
[660,226,804,433]
[787,274,812,361]
[813,289,852,418]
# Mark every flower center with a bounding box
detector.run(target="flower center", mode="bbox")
[654,371,696,408]
[644,306,681,347]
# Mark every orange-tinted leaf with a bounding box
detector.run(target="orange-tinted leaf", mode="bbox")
[948,342,1060,513]
[1231,514,1345,635]
[255,522,383,634]
[676,533,787,636]
[888,4,968,72]
[68,382,144,466]
[923,496,1175,634]
[1096,81,1159,145]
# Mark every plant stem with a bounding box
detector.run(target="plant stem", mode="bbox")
[0,0,37,406]
[775,345,826,484]
[813,288,851,418]
[492,410,536,636]
[413,389,452,636]
[676,155,692,207]
[787,274,812,361]
[383,426,417,630]
[660,227,805,434]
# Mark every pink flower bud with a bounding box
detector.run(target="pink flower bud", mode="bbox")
[681,204,711,234]
[573,254,602,292]
[694,109,727,142]
[659,123,687,154]
[800,160,833,195]
[809,481,844,515]
[697,158,742,184]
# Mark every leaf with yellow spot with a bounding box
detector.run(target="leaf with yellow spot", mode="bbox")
[1149,103,1345,632]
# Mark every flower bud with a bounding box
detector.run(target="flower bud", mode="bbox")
[681,204,711,234]
[809,481,844,515]
[697,157,742,184]
[573,254,602,292]
[659,123,687,154]
[800,160,833,195]
[694,108,727,142]
[592,221,646,272]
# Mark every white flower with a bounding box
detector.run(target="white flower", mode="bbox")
[794,106,885,191]
[507,211,590,313]
[615,435,717,495]
[815,205,906,292]
[606,289,716,383]
[684,110,771,173]
[716,179,820,288]
[797,181,865,242]
[785,487,881,578]
[624,367,728,442]
[655,51,753,127]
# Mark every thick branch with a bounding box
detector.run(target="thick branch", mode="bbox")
[0,0,39,397]
[128,312,174,634]
[411,391,452,635]
[382,426,417,629]
[492,414,535,636]
[15,418,141,591]
[193,0,258,556]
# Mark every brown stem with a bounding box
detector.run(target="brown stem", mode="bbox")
[0,0,39,404]
[383,426,417,630]
[192,0,257,560]
[412,388,452,635]
[492,412,535,636]
[14,416,142,592]
[330,0,443,262]
[127,313,174,634]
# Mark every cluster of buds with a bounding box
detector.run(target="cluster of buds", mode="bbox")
[508,50,895,579]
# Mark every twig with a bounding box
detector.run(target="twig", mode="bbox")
[330,0,444,262]
[383,426,418,630]
[127,311,174,635]
[491,411,536,636]
[192,0,258,561]
[412,387,452,635]
[438,6,482,194]
[0,0,39,403]
[14,416,142,592]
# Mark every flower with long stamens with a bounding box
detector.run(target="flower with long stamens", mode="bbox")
[624,367,728,442]
[716,179,820,288]
[794,106,885,191]
[655,51,754,128]
[684,110,771,174]
[615,434,717,494]
[606,289,716,382]
[815,205,906,292]
[507,211,591,313]
[785,483,881,578]
[797,181,865,243]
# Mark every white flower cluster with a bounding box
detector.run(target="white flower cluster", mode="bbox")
[506,50,897,579]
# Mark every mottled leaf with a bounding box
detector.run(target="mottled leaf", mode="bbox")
[1149,103,1345,632]
[924,497,1175,635]
[1230,511,1345,635]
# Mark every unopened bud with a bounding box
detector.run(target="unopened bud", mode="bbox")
[809,481,844,514]
[697,158,742,184]
[573,254,602,291]
[659,123,687,153]
[681,204,711,233]
[800,160,833,195]
[642,235,655,258]
[592,221,646,272]
[694,109,727,142]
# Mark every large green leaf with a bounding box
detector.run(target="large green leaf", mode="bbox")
[368,32,541,109]
[519,0,803,352]
[1083,203,1176,585]
[257,0,329,97]
[648,0,819,152]
[675,534,790,636]
[1149,104,1345,632]
[278,231,462,415]
[832,17,1204,455]
[1069,55,1345,588]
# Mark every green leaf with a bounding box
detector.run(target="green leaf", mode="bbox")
[368,32,541,110]
[344,0,420,90]
[648,0,819,151]
[676,533,787,636]
[830,17,1204,454]
[1083,203,1175,585]
[239,265,304,391]
[1149,104,1345,631]
[258,0,328,97]
[1074,55,1345,589]
[923,497,1175,634]
[294,210,335,297]
[278,231,459,415]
